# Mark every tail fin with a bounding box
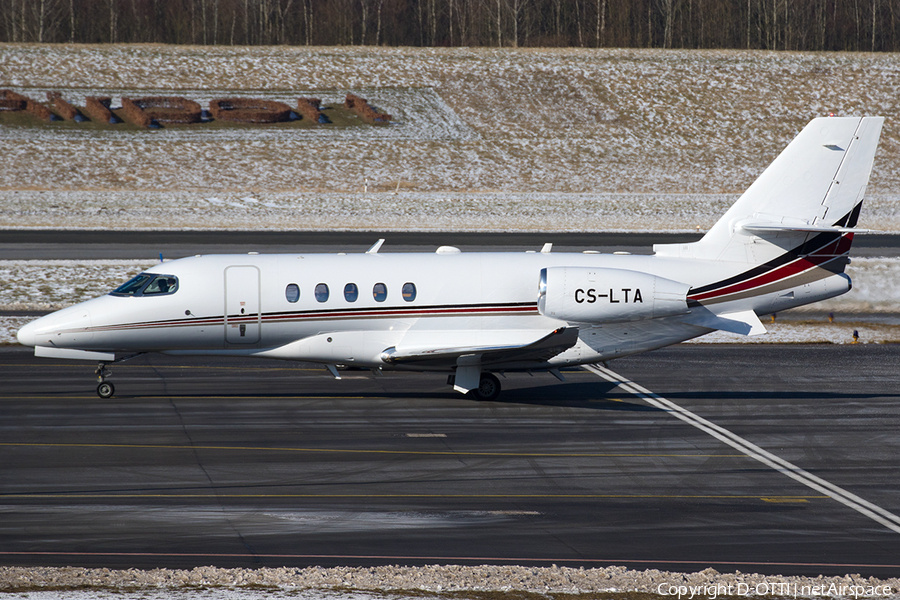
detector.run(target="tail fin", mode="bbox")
[655,116,883,265]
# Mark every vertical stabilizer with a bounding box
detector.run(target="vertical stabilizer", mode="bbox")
[655,116,883,263]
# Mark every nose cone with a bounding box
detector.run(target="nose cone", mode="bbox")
[16,319,38,347]
[16,305,95,348]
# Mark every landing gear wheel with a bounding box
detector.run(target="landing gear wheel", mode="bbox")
[471,373,501,401]
[97,382,115,399]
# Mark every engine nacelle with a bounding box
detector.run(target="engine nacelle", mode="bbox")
[537,267,691,323]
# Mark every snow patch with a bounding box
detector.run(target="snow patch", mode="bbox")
[2,46,900,232]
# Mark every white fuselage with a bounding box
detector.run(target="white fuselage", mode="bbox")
[17,248,851,371]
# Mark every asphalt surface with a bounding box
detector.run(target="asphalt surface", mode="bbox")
[1,344,899,576]
[3,230,900,258]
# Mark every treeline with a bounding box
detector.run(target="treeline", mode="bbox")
[2,0,899,51]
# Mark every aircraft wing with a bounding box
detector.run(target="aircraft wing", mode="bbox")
[380,327,579,368]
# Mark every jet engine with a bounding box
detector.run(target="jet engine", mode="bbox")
[537,267,691,323]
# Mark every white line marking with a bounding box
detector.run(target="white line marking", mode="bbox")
[583,363,900,535]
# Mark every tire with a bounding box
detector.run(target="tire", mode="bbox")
[472,373,501,401]
[97,382,115,399]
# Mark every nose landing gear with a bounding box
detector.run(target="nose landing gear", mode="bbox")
[95,363,115,398]
[93,353,144,398]
[97,381,115,398]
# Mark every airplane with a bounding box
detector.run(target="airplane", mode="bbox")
[16,116,883,400]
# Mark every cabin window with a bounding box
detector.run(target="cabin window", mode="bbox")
[110,273,178,297]
[373,282,387,302]
[344,283,359,302]
[402,282,416,302]
[315,283,329,302]
[285,283,300,303]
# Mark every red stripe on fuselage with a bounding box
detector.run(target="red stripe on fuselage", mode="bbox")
[261,304,538,322]
[687,236,851,303]
[84,303,539,334]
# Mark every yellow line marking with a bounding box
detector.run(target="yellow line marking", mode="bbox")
[0,364,323,372]
[3,396,376,401]
[761,497,810,503]
[0,442,747,459]
[0,493,828,500]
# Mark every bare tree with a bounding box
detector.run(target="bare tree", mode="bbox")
[108,0,117,42]
[496,0,502,45]
[38,0,46,41]
[430,0,436,44]
[574,0,583,45]
[243,0,249,43]
[595,0,605,46]
[872,0,880,50]
[658,0,677,47]
[305,0,314,44]
[3,0,900,51]
[68,0,74,41]
[375,0,384,44]
[508,0,529,46]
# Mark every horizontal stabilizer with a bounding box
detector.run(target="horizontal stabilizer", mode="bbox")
[682,309,767,336]
[382,327,579,367]
[739,222,872,235]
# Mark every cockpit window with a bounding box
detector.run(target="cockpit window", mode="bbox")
[143,276,178,295]
[109,273,178,297]
[110,274,152,296]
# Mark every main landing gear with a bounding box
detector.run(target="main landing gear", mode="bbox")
[448,372,502,401]
[471,373,501,401]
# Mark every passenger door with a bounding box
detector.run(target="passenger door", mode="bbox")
[225,266,260,344]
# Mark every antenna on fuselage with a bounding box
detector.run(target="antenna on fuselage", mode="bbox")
[366,239,386,254]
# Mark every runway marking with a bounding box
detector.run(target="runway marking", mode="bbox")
[0,441,746,459]
[0,550,897,570]
[584,363,900,535]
